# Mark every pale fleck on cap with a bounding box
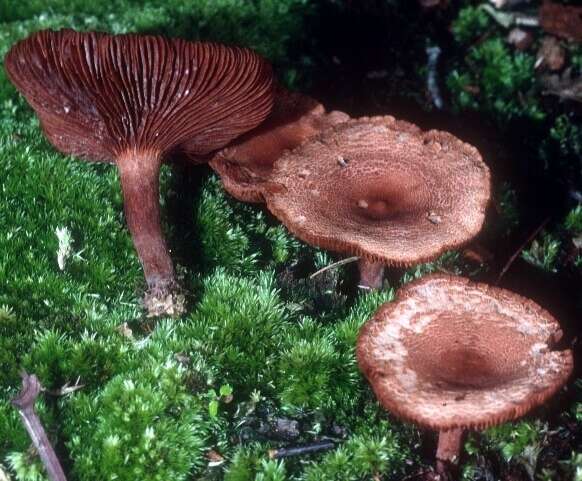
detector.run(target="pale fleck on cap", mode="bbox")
[263,116,491,266]
[357,274,574,431]
[210,86,349,202]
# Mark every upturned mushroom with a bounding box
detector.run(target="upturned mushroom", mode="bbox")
[263,116,491,289]
[357,274,574,479]
[209,86,349,203]
[5,29,274,316]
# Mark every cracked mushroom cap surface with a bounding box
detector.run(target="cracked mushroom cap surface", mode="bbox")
[4,29,274,162]
[209,87,349,202]
[263,116,491,266]
[357,274,574,431]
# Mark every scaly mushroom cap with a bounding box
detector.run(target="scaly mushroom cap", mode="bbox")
[209,87,349,202]
[264,116,491,266]
[4,29,274,161]
[357,274,574,431]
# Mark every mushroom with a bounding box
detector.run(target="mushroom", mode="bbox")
[5,29,274,316]
[209,86,349,202]
[357,274,574,479]
[263,117,491,289]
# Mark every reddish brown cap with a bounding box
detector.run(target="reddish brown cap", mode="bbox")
[209,86,349,202]
[357,274,574,431]
[4,29,274,162]
[264,116,491,266]
[540,1,582,42]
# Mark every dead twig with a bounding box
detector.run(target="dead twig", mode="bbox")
[496,217,550,284]
[12,372,68,481]
[268,440,335,459]
[309,256,359,280]
[45,377,84,397]
[426,46,443,110]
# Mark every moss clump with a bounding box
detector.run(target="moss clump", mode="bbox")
[541,115,582,185]
[179,269,289,397]
[451,5,491,44]
[565,206,582,234]
[521,232,562,274]
[0,0,313,61]
[447,38,543,124]
[276,318,360,414]
[193,177,302,275]
[300,421,411,481]
[64,360,210,481]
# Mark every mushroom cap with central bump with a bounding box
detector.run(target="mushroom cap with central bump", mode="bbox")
[209,86,349,202]
[263,116,491,266]
[4,29,274,161]
[357,274,574,431]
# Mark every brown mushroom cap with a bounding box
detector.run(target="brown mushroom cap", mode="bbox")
[265,117,490,265]
[209,87,349,202]
[4,29,274,161]
[263,116,491,266]
[540,1,582,42]
[357,274,574,431]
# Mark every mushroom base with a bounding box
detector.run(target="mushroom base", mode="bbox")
[143,279,186,318]
[358,259,385,290]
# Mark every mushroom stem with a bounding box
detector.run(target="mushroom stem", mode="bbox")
[435,428,464,479]
[357,259,385,290]
[117,150,183,316]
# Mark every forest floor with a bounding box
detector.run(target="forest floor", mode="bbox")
[0,1,580,481]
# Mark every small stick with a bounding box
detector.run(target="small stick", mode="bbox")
[489,0,531,7]
[309,256,359,279]
[514,15,538,27]
[426,46,443,110]
[268,440,335,459]
[45,377,84,397]
[12,372,68,481]
[496,216,550,285]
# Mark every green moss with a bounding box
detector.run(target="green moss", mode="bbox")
[565,206,582,234]
[569,45,582,72]
[521,231,561,274]
[549,115,582,158]
[484,421,542,464]
[178,269,289,396]
[5,452,46,481]
[537,115,582,189]
[0,0,314,86]
[451,6,491,44]
[225,447,287,481]
[401,251,463,285]
[276,319,360,414]
[193,177,301,275]
[0,126,144,388]
[300,423,410,481]
[447,36,543,123]
[64,360,209,481]
[463,420,546,480]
